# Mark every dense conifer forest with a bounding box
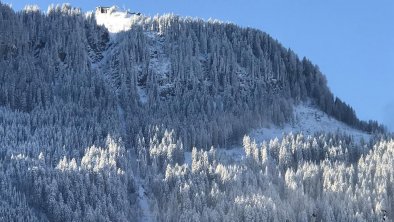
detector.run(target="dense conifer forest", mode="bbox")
[0,3,391,221]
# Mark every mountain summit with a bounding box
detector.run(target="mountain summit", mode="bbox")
[94,6,141,34]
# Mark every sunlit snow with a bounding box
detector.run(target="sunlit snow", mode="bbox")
[95,6,139,34]
[249,104,371,144]
[185,104,371,164]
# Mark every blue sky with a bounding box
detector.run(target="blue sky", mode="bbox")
[8,0,394,131]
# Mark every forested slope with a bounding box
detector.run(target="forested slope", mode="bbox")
[0,3,390,221]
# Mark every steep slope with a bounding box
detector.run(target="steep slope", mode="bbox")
[0,3,390,221]
[88,6,384,151]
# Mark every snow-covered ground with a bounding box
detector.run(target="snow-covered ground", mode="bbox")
[137,85,148,104]
[94,6,140,35]
[137,181,154,222]
[250,104,371,144]
[185,104,371,164]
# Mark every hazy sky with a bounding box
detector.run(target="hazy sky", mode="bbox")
[8,0,394,131]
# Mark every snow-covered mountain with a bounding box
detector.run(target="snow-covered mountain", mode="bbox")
[0,3,391,222]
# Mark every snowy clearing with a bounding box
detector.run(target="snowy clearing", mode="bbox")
[249,104,371,144]
[185,104,371,164]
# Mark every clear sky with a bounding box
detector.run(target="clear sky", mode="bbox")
[7,0,394,131]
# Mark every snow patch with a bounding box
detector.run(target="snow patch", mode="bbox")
[137,85,148,104]
[249,104,371,144]
[184,152,192,165]
[95,6,140,35]
[184,104,372,164]
[138,183,153,222]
